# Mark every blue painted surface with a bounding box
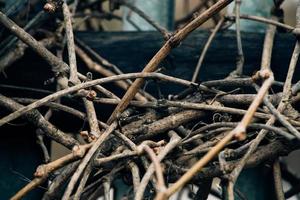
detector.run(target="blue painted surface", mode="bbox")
[228,0,273,32]
[123,0,174,31]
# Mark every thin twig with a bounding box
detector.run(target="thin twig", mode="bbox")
[0,72,222,127]
[136,131,181,200]
[62,1,79,85]
[11,144,92,200]
[226,14,294,32]
[226,7,300,196]
[192,17,225,82]
[273,159,285,200]
[119,0,170,39]
[163,70,274,198]
[61,122,117,200]
[0,11,69,74]
[0,94,79,149]
[107,0,235,124]
[229,0,244,77]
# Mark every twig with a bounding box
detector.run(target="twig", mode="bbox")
[72,161,93,200]
[273,159,285,200]
[128,161,141,194]
[61,122,117,200]
[261,17,277,70]
[140,145,166,195]
[192,17,225,82]
[0,37,55,72]
[75,45,147,101]
[62,1,79,85]
[83,98,101,138]
[136,131,181,200]
[254,84,300,139]
[0,11,69,74]
[62,1,101,140]
[226,14,294,32]
[11,144,92,200]
[175,0,213,27]
[162,70,274,198]
[226,7,300,196]
[0,72,222,127]
[119,0,170,39]
[0,94,79,149]
[229,0,244,77]
[107,0,235,124]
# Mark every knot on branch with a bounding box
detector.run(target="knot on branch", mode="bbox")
[80,131,95,143]
[34,164,48,178]
[44,0,63,13]
[168,35,181,48]
[76,89,97,100]
[86,90,97,101]
[252,69,272,81]
[156,99,167,107]
[72,145,86,158]
[163,32,173,41]
[233,125,246,141]
[89,131,98,140]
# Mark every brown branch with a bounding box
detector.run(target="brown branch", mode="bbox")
[0,37,56,72]
[61,122,117,200]
[136,131,181,200]
[0,72,220,127]
[107,0,235,124]
[229,0,244,77]
[0,11,69,74]
[140,145,166,195]
[75,45,147,101]
[226,14,294,32]
[192,17,225,82]
[0,94,79,149]
[226,8,300,195]
[225,15,279,197]
[62,1,79,85]
[82,98,101,138]
[163,70,274,198]
[42,161,80,200]
[273,159,285,200]
[128,161,141,194]
[11,144,92,200]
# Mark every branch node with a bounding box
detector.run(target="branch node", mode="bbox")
[233,125,247,141]
[34,165,48,178]
[72,145,86,158]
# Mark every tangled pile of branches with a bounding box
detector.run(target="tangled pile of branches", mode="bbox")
[1,0,300,199]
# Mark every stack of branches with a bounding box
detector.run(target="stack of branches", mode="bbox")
[1,0,300,199]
